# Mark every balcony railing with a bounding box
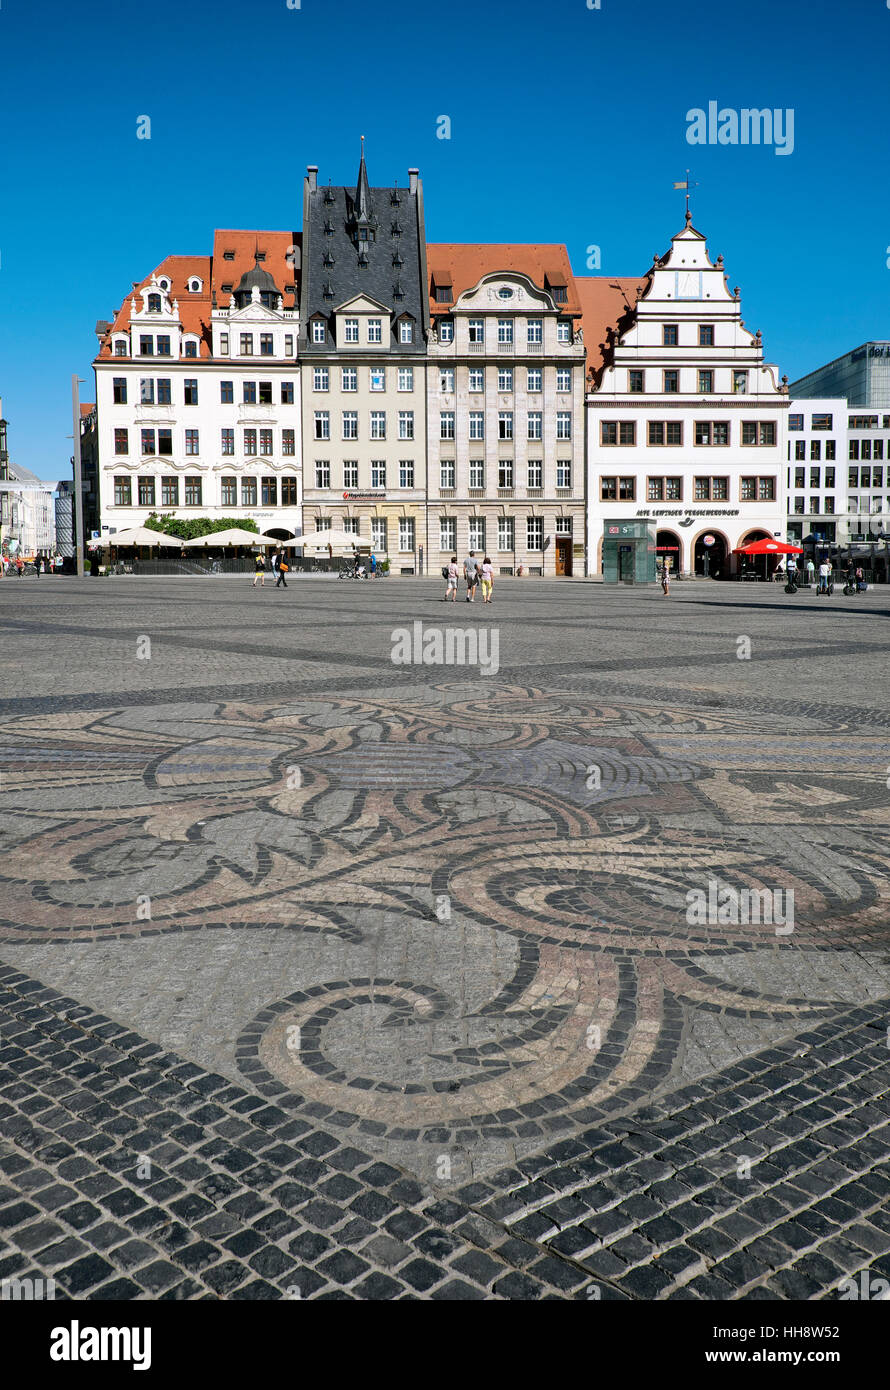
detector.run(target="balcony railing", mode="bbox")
[526,341,543,352]
[468,342,484,353]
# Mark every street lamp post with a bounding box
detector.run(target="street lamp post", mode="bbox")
[71,376,86,579]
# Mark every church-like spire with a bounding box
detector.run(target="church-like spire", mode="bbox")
[354,135,371,224]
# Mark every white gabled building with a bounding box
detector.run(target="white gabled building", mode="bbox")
[94,233,302,545]
[582,216,789,580]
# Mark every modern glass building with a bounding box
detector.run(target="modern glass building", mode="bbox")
[790,343,890,408]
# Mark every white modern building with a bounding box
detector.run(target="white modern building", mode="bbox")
[582,216,789,579]
[94,233,302,544]
[0,463,56,557]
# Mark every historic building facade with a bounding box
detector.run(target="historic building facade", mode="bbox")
[425,246,586,576]
[298,154,429,568]
[94,233,302,541]
[583,216,789,579]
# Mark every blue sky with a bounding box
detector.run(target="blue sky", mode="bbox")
[1,0,888,479]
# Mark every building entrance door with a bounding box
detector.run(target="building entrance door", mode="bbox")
[618,543,634,583]
[555,538,572,576]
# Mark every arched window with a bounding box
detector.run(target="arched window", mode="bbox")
[147,293,162,312]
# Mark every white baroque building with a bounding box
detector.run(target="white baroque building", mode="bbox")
[584,216,789,579]
[94,234,302,544]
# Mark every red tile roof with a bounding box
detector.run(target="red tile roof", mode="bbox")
[574,275,648,386]
[426,243,582,318]
[94,232,300,362]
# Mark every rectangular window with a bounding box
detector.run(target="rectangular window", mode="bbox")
[440,411,455,440]
[695,476,728,501]
[556,460,572,489]
[137,478,154,506]
[699,324,714,346]
[284,336,294,357]
[809,496,820,513]
[733,370,748,394]
[600,476,617,501]
[241,477,257,506]
[694,421,730,446]
[698,369,713,393]
[259,428,273,456]
[498,367,513,392]
[601,421,636,445]
[399,459,415,488]
[468,412,484,440]
[161,477,179,507]
[527,318,543,344]
[440,517,456,552]
[220,332,229,355]
[438,321,454,343]
[314,411,330,441]
[399,320,413,343]
[440,459,455,489]
[240,334,254,356]
[824,496,835,514]
[795,440,806,460]
[648,421,682,446]
[343,460,358,488]
[469,459,484,489]
[281,381,294,404]
[527,412,542,440]
[398,411,414,441]
[629,369,644,394]
[313,367,329,391]
[342,411,358,440]
[399,518,415,552]
[139,336,153,356]
[527,459,543,488]
[371,461,387,488]
[469,318,485,344]
[315,461,331,488]
[220,380,234,404]
[344,318,359,343]
[311,320,326,344]
[141,428,155,455]
[556,411,572,440]
[794,467,805,487]
[398,367,414,392]
[498,516,514,550]
[527,517,544,550]
[556,367,572,392]
[742,421,777,446]
[113,377,127,404]
[221,477,237,506]
[469,517,485,551]
[140,378,155,405]
[243,381,257,404]
[810,440,821,461]
[184,476,202,506]
[259,333,273,357]
[114,475,132,506]
[281,477,298,506]
[648,477,664,501]
[154,378,170,405]
[557,321,571,343]
[498,460,514,488]
[368,319,382,343]
[862,439,872,461]
[258,381,273,405]
[371,518,387,552]
[498,412,513,440]
[788,413,804,431]
[156,336,171,357]
[184,379,198,405]
[439,367,455,393]
[826,441,836,461]
[244,429,257,455]
[370,411,386,440]
[469,368,484,392]
[741,477,757,499]
[115,340,128,357]
[261,476,277,505]
[157,428,172,456]
[369,367,386,391]
[185,428,199,456]
[221,428,234,456]
[663,324,678,346]
[663,370,679,393]
[497,319,514,344]
[341,367,357,392]
[825,467,835,487]
[849,440,859,460]
[114,428,129,455]
[527,368,542,392]
[812,413,834,430]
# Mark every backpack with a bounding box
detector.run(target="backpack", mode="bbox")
[442,565,449,579]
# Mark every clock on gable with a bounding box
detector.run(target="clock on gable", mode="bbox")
[675,270,702,299]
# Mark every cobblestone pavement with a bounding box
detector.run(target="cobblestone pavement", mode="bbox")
[0,576,888,1299]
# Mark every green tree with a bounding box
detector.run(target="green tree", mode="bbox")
[144,514,260,541]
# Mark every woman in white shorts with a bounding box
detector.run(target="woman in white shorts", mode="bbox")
[444,556,459,601]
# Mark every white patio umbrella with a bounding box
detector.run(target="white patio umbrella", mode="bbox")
[106,526,182,547]
[183,527,266,548]
[295,529,369,548]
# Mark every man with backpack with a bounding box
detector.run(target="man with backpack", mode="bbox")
[463,550,480,603]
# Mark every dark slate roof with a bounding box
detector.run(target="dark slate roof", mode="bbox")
[236,255,281,299]
[300,161,427,352]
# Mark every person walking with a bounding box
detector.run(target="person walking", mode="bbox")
[464,550,479,603]
[443,556,459,601]
[805,557,815,587]
[661,561,670,596]
[480,556,494,604]
[253,551,266,588]
[275,548,288,588]
[369,553,377,578]
[15,554,24,578]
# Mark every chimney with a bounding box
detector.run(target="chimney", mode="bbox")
[408,168,419,194]
[307,165,318,192]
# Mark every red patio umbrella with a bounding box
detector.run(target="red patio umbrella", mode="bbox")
[733,539,803,555]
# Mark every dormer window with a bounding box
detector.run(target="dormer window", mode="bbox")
[255,252,266,262]
[324,220,334,235]
[223,250,235,261]
[391,189,401,205]
[221,283,233,293]
[357,251,369,267]
[184,340,198,358]
[436,286,453,303]
[399,319,413,343]
[157,279,170,292]
[322,252,335,268]
[324,185,336,204]
[322,281,335,299]
[147,293,162,312]
[358,228,368,242]
[391,222,402,237]
[188,278,202,293]
[393,252,404,268]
